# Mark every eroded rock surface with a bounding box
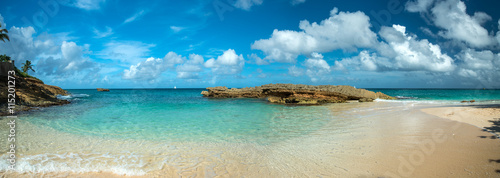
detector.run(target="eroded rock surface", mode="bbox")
[0,76,69,115]
[201,84,395,105]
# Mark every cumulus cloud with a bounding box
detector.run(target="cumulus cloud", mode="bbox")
[405,0,434,12]
[407,0,496,48]
[288,66,304,77]
[455,49,500,86]
[122,52,185,81]
[251,8,377,63]
[0,17,96,78]
[37,41,95,76]
[249,53,268,65]
[123,57,167,81]
[336,25,455,72]
[176,54,204,79]
[122,52,202,81]
[304,52,331,82]
[204,49,245,75]
[496,19,500,45]
[334,51,381,72]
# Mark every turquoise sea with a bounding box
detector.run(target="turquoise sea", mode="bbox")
[1,88,500,176]
[24,88,500,143]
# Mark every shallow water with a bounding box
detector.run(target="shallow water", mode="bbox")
[0,89,499,176]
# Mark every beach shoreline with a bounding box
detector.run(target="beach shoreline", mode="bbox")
[421,104,500,138]
[1,101,499,177]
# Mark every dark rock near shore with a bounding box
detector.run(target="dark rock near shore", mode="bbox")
[97,88,110,92]
[201,84,395,105]
[0,76,69,116]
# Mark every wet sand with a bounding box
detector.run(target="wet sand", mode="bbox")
[1,102,499,177]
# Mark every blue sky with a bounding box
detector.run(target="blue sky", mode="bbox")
[0,0,499,89]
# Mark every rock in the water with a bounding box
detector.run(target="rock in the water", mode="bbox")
[201,83,395,105]
[97,88,110,92]
[0,76,70,115]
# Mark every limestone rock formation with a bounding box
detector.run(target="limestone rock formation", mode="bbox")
[201,84,395,105]
[0,76,69,116]
[97,88,110,92]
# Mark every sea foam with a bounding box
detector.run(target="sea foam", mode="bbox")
[0,153,148,176]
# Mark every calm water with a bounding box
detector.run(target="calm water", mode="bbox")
[368,88,500,101]
[21,88,500,143]
[3,88,500,176]
[24,89,337,144]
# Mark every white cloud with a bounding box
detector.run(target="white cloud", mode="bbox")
[458,49,497,70]
[336,51,380,71]
[122,52,185,81]
[122,52,197,81]
[496,19,500,45]
[249,53,269,65]
[93,26,113,38]
[336,25,455,73]
[455,49,500,85]
[37,41,95,75]
[176,54,204,79]
[204,49,245,75]
[291,0,306,5]
[123,57,167,81]
[288,66,304,77]
[170,26,185,33]
[251,8,377,63]
[234,0,263,10]
[407,0,495,48]
[163,52,185,68]
[380,25,455,72]
[100,41,155,64]
[432,0,494,47]
[124,10,146,24]
[233,0,306,10]
[0,14,102,85]
[303,52,331,82]
[61,0,106,10]
[405,0,435,12]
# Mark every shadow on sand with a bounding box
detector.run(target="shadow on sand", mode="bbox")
[464,105,500,174]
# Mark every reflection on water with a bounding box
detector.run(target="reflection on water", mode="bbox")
[1,90,497,177]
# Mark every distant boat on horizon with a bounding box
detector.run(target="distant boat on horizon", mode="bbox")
[174,86,177,89]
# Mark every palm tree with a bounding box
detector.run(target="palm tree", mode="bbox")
[22,60,35,74]
[0,23,9,42]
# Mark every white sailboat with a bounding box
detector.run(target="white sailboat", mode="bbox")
[174,86,177,89]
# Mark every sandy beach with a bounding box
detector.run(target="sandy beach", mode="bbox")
[1,102,500,177]
[422,105,500,137]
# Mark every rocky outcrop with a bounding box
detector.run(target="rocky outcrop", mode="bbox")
[97,88,110,92]
[0,76,69,116]
[201,84,395,105]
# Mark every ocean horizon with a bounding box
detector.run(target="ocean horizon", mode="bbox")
[1,0,500,176]
[1,88,500,176]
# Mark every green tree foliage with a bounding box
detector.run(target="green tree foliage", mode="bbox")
[22,60,35,74]
[0,54,11,62]
[0,23,9,42]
